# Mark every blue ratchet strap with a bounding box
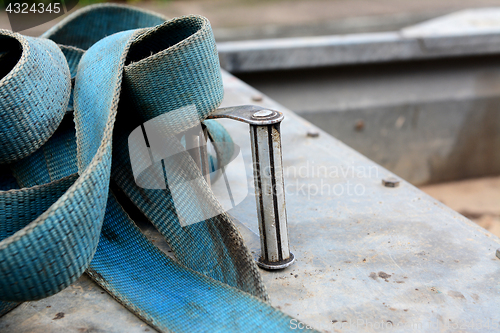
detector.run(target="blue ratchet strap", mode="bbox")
[0,4,318,332]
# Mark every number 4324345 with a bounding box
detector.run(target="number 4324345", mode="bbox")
[5,2,61,14]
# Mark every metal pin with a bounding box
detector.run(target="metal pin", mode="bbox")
[199,128,211,187]
[250,122,294,269]
[186,128,211,186]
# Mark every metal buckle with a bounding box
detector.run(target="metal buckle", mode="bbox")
[207,105,295,270]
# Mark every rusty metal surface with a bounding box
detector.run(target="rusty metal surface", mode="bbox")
[1,70,500,332]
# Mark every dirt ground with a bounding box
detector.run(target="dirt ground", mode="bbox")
[420,176,500,238]
[5,0,500,38]
[155,0,500,28]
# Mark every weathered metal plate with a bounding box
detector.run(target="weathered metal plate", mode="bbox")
[219,71,500,332]
[237,50,500,186]
[0,275,155,333]
[1,70,500,333]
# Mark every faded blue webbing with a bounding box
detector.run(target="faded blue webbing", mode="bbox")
[0,4,317,332]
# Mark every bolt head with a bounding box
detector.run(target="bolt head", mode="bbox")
[252,110,274,119]
[382,177,400,188]
[307,130,320,138]
[252,94,263,102]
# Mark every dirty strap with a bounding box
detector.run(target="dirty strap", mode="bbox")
[0,4,317,332]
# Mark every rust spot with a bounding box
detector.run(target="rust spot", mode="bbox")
[448,291,465,299]
[378,272,391,279]
[355,119,365,131]
[53,312,65,320]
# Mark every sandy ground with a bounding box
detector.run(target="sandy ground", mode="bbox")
[420,176,500,238]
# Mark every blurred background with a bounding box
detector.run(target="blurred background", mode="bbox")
[5,0,500,40]
[2,0,500,236]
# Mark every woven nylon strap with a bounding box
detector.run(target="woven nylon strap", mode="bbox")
[0,4,318,332]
